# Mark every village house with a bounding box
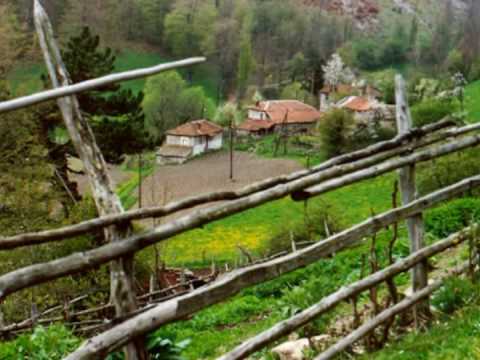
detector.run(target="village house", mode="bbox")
[319,82,382,112]
[237,100,322,137]
[336,95,396,127]
[157,120,223,165]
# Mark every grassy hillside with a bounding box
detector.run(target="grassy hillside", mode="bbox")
[138,172,396,267]
[466,80,480,122]
[6,50,220,102]
[364,279,480,360]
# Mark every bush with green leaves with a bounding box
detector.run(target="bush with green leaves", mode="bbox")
[106,333,192,360]
[148,337,190,360]
[280,82,316,106]
[0,325,80,360]
[425,198,480,239]
[432,277,480,315]
[418,148,480,196]
[411,98,456,127]
[318,109,354,159]
[265,201,345,255]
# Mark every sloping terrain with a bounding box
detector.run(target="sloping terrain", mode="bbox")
[300,0,468,30]
[301,0,380,29]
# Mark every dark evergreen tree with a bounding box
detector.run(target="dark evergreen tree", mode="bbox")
[60,27,148,162]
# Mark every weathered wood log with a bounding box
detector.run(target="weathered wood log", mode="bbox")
[395,74,429,321]
[61,183,480,359]
[290,132,480,201]
[1,120,478,252]
[0,293,92,335]
[315,262,471,360]
[217,230,472,360]
[0,58,205,114]
[33,2,145,358]
[1,135,480,301]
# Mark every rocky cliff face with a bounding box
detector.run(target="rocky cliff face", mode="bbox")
[301,0,469,30]
[301,0,381,29]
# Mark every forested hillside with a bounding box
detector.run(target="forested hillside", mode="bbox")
[1,0,480,359]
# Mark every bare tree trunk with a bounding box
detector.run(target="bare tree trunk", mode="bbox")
[33,2,146,358]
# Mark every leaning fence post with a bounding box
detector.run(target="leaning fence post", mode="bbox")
[395,75,429,320]
[33,1,146,358]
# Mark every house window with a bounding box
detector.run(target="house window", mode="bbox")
[181,137,190,146]
[249,110,264,120]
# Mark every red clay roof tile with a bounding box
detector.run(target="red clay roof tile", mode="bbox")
[166,120,223,137]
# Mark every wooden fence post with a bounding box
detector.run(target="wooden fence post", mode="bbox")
[33,1,146,358]
[395,75,429,320]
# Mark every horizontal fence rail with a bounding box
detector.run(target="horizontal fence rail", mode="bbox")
[0,57,206,114]
[218,229,474,360]
[1,134,480,301]
[315,261,472,360]
[59,176,480,359]
[0,118,460,249]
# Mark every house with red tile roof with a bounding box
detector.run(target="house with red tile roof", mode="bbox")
[319,83,383,112]
[157,120,224,164]
[237,100,322,136]
[336,95,395,126]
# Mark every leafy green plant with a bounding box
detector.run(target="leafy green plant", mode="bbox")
[148,337,190,360]
[425,198,480,238]
[318,109,354,159]
[411,98,457,127]
[432,277,480,315]
[265,201,345,255]
[0,326,80,360]
[418,148,480,196]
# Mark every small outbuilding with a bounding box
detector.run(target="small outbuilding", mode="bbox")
[157,120,223,165]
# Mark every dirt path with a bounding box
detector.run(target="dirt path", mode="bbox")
[138,150,303,223]
[70,163,134,195]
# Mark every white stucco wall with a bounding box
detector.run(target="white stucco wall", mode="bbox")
[166,135,195,147]
[208,133,223,150]
[166,133,223,157]
[249,110,266,120]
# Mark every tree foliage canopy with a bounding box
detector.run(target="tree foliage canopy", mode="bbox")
[143,71,215,143]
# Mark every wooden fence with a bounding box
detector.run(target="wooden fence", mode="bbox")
[0,1,479,359]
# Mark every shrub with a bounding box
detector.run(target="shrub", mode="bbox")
[432,277,480,314]
[425,198,480,238]
[106,333,191,360]
[446,49,469,76]
[0,325,81,360]
[148,337,190,360]
[265,202,345,255]
[318,109,354,159]
[352,39,381,70]
[280,82,316,106]
[468,59,480,82]
[349,124,396,152]
[418,148,480,196]
[411,98,456,127]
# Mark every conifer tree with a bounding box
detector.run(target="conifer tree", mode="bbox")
[236,14,255,100]
[54,27,147,162]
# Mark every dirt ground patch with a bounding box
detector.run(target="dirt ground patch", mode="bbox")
[139,150,303,222]
[70,163,134,195]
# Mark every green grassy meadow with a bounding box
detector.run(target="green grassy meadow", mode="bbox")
[6,49,220,101]
[466,80,480,122]
[137,169,397,267]
[364,286,480,360]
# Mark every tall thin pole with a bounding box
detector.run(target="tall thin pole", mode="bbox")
[138,153,143,209]
[230,118,234,181]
